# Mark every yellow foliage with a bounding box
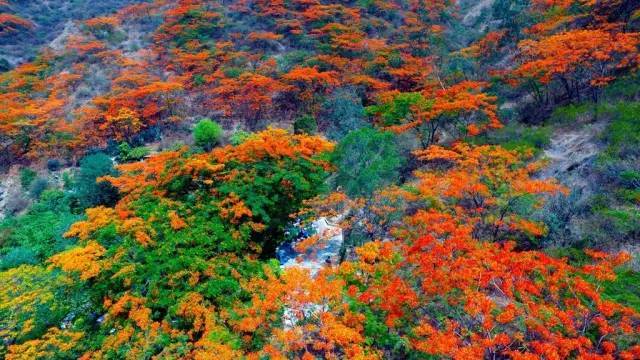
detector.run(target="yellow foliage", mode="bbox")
[64,206,117,240]
[48,241,107,280]
[6,327,83,360]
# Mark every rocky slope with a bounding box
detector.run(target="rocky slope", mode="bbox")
[0,0,143,67]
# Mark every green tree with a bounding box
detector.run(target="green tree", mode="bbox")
[331,127,403,197]
[73,153,119,210]
[193,118,223,151]
[321,88,366,140]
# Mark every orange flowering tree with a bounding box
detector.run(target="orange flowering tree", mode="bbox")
[237,143,640,359]
[283,66,341,115]
[303,142,566,256]
[366,82,502,147]
[42,129,334,358]
[411,143,567,245]
[0,12,33,35]
[512,28,640,103]
[208,72,291,127]
[302,219,640,359]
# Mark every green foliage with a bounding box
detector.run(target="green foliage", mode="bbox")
[72,153,119,210]
[474,122,551,155]
[217,154,330,255]
[193,74,206,86]
[548,103,593,124]
[223,67,243,78]
[193,118,223,151]
[545,247,591,266]
[62,171,73,190]
[0,265,74,358]
[600,102,640,152]
[331,127,403,197]
[596,208,640,235]
[603,74,640,100]
[229,130,252,145]
[0,58,11,72]
[355,301,411,356]
[113,193,254,304]
[19,168,37,189]
[322,88,367,140]
[0,190,80,270]
[169,8,222,48]
[365,92,431,126]
[603,270,640,312]
[29,178,49,199]
[293,114,317,134]
[277,50,313,72]
[117,142,150,163]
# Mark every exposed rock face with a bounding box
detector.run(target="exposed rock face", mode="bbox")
[541,122,607,191]
[460,0,496,28]
[48,21,81,52]
[0,166,28,220]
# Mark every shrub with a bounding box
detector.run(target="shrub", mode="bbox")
[0,247,39,269]
[29,178,49,199]
[548,103,593,124]
[62,171,73,190]
[222,67,242,78]
[19,168,37,189]
[193,74,205,86]
[229,130,252,145]
[603,270,640,312]
[277,50,313,72]
[603,74,640,100]
[293,114,317,134]
[0,190,78,269]
[365,92,427,127]
[474,122,551,155]
[193,118,223,151]
[117,142,150,163]
[600,102,640,151]
[0,58,11,72]
[46,159,61,172]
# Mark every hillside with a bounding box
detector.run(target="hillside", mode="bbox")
[1,0,640,359]
[0,0,146,67]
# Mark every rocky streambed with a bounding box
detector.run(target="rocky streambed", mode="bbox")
[277,217,343,276]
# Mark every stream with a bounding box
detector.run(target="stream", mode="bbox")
[277,217,344,276]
